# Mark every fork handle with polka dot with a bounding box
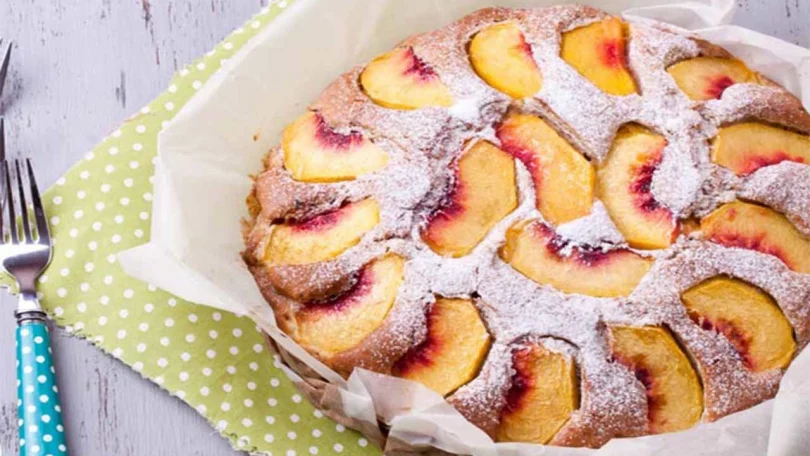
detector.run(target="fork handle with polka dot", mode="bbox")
[17,311,69,455]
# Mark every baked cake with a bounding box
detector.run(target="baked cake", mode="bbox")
[241,5,810,448]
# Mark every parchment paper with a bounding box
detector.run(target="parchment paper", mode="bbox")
[118,0,810,454]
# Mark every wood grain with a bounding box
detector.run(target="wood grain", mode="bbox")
[0,0,806,455]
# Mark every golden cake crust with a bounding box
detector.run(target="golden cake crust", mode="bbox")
[242,5,810,449]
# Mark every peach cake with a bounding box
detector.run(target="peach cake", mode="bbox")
[241,5,810,448]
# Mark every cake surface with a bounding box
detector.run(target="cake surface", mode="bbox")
[242,5,810,448]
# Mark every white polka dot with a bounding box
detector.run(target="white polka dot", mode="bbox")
[221,402,230,411]
[39,395,49,403]
[206,349,216,359]
[268,398,278,407]
[333,444,343,453]
[43,434,53,443]
[249,362,259,371]
[50,216,60,225]
[103,275,113,285]
[157,358,168,368]
[200,386,210,396]
[232,328,243,338]
[251,20,261,29]
[247,381,257,390]
[41,414,51,423]
[111,234,121,244]
[116,329,126,339]
[35,356,45,363]
[176,390,186,399]
[140,106,150,114]
[76,302,87,313]
[165,102,175,111]
[309,446,319,455]
[226,365,236,375]
[88,241,97,251]
[287,431,297,440]
[178,371,189,382]
[196,62,206,70]
[270,378,280,387]
[52,196,63,205]
[80,282,90,292]
[77,190,86,199]
[286,450,296,456]
[223,383,232,393]
[212,312,222,321]
[229,346,239,355]
[136,343,147,353]
[144,303,154,313]
[188,313,198,323]
[138,323,149,332]
[123,178,133,187]
[79,170,90,179]
[56,288,67,298]
[264,434,274,443]
[313,410,324,418]
[253,343,264,353]
[135,124,146,133]
[312,429,322,438]
[160,337,170,347]
[223,42,234,50]
[53,307,64,317]
[104,164,115,173]
[132,143,143,151]
[192,80,202,90]
[118,309,129,318]
[168,298,177,307]
[164,318,174,327]
[208,330,218,339]
[180,352,191,362]
[108,147,119,155]
[291,414,300,423]
[69,228,79,238]
[25,385,34,393]
[202,367,212,376]
[292,394,302,403]
[241,418,252,427]
[133,362,144,371]
[101,183,111,193]
[185,334,195,343]
[243,398,254,407]
[168,84,178,93]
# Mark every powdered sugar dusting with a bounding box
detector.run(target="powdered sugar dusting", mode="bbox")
[244,4,810,448]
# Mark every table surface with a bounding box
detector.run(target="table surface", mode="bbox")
[0,1,808,455]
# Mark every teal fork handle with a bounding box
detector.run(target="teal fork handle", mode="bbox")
[16,314,69,455]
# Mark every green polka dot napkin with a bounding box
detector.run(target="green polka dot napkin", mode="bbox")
[19,2,378,454]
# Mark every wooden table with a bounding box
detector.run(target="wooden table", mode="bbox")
[0,1,807,455]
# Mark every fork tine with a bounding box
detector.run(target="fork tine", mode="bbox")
[4,160,16,244]
[26,159,49,245]
[0,121,4,244]
[15,160,31,242]
[0,40,10,101]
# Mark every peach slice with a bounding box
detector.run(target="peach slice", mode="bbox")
[681,277,796,372]
[700,201,810,273]
[711,122,810,176]
[500,220,653,298]
[422,141,518,257]
[469,22,543,98]
[265,198,380,265]
[609,326,703,434]
[497,112,594,225]
[667,57,762,101]
[295,255,405,355]
[496,343,578,443]
[282,111,388,182]
[598,124,678,249]
[392,298,491,396]
[560,18,637,96]
[360,47,453,110]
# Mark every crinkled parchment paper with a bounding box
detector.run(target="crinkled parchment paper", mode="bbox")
[118,0,810,454]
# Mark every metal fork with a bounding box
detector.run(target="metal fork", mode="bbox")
[0,38,11,101]
[1,152,69,452]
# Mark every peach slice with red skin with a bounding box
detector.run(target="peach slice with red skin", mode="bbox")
[496,343,578,444]
[560,18,638,96]
[282,111,388,182]
[598,124,678,249]
[667,57,762,101]
[681,277,796,372]
[469,22,543,98]
[700,201,810,273]
[496,112,594,225]
[360,47,453,110]
[422,141,518,258]
[392,298,491,396]
[265,198,380,265]
[711,122,810,176]
[609,326,703,434]
[294,255,405,356]
[500,220,653,298]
